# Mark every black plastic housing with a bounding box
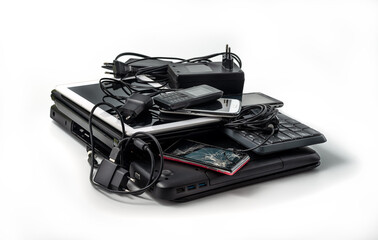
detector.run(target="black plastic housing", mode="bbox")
[125,58,172,68]
[112,60,132,78]
[153,84,223,110]
[93,159,129,190]
[167,62,244,95]
[119,93,153,119]
[50,105,321,202]
[110,168,129,190]
[94,159,118,188]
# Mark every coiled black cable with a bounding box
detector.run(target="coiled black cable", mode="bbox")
[225,104,279,152]
[88,102,163,196]
[100,50,243,101]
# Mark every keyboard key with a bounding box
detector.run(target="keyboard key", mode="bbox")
[269,136,282,143]
[239,131,247,136]
[253,138,264,145]
[282,123,294,128]
[246,134,257,140]
[296,131,312,137]
[266,138,274,144]
[282,131,302,139]
[279,128,290,133]
[288,126,302,132]
[276,132,292,141]
[256,133,269,140]
[303,128,320,136]
[286,118,299,124]
[294,123,308,129]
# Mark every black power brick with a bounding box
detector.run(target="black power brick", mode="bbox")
[167,46,244,95]
[125,58,172,69]
[119,93,153,120]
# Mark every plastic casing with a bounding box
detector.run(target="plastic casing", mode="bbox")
[51,104,320,202]
[167,62,245,95]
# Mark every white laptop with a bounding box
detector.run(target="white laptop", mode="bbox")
[53,80,221,136]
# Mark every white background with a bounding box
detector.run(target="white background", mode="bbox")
[1,0,377,239]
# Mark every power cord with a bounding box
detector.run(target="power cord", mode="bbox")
[98,46,242,121]
[88,102,164,196]
[100,47,242,93]
[224,104,279,152]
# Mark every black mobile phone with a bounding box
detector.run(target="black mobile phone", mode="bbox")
[153,85,223,110]
[163,139,250,175]
[241,92,283,108]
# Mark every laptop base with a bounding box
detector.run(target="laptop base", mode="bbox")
[50,104,320,202]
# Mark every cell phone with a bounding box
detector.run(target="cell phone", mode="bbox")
[163,139,250,175]
[159,98,241,118]
[241,92,283,108]
[153,84,223,110]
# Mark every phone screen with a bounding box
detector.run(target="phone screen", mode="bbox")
[159,98,241,118]
[164,139,249,175]
[186,98,235,113]
[241,93,283,107]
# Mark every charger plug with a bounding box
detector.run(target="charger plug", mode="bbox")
[222,44,234,70]
[119,93,153,120]
[94,157,129,191]
[103,60,133,78]
[93,146,129,190]
[102,59,172,78]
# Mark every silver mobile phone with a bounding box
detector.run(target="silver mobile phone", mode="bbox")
[241,92,283,108]
[159,98,241,118]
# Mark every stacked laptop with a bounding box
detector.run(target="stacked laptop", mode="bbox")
[50,79,326,202]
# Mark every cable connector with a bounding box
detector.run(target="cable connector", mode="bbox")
[109,147,121,163]
[133,138,149,151]
[119,93,153,120]
[103,60,133,78]
[222,44,234,70]
[94,157,130,191]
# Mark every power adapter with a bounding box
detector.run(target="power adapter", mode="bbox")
[167,46,244,95]
[94,160,129,191]
[103,60,133,78]
[119,93,153,120]
[167,62,244,95]
[125,58,172,69]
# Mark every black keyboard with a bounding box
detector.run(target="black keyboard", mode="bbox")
[223,112,326,154]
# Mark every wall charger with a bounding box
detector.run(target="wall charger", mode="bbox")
[167,62,244,95]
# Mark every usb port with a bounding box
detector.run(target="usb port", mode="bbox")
[198,182,207,188]
[176,187,185,193]
[187,185,196,191]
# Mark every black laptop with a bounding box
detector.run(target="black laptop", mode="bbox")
[50,100,321,202]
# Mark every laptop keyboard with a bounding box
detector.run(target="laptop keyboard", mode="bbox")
[223,112,326,154]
